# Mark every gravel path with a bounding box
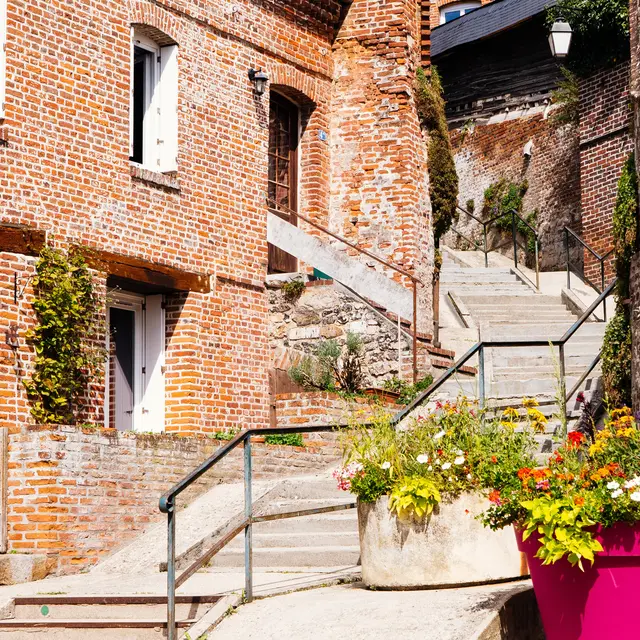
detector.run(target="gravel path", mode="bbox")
[212,581,531,640]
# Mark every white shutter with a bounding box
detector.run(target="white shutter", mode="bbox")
[142,295,165,433]
[129,26,134,157]
[158,44,178,172]
[0,0,7,119]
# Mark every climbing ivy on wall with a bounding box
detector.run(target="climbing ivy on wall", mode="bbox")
[482,179,539,253]
[24,245,105,424]
[548,0,630,78]
[602,154,638,407]
[416,67,459,249]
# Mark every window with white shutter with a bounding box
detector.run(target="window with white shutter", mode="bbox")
[0,0,7,119]
[130,28,178,172]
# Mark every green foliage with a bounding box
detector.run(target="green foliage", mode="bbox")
[416,67,459,247]
[349,462,393,503]
[264,433,305,447]
[383,374,434,405]
[389,477,441,520]
[281,279,305,303]
[210,429,238,441]
[602,154,637,407]
[548,0,629,78]
[288,332,365,394]
[483,178,539,253]
[24,245,105,425]
[551,67,580,125]
[521,495,603,570]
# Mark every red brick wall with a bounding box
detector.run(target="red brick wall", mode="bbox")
[430,0,494,29]
[449,112,581,270]
[580,62,634,284]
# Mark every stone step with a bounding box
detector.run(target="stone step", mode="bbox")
[483,323,606,338]
[440,267,514,275]
[209,545,361,568]
[224,530,359,550]
[440,275,519,284]
[451,287,536,296]
[0,621,193,639]
[256,512,357,533]
[491,353,599,368]
[492,365,590,380]
[474,314,578,324]
[460,295,561,306]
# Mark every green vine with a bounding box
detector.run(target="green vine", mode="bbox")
[551,67,580,125]
[547,0,630,78]
[602,153,638,407]
[24,245,105,424]
[482,179,539,253]
[416,67,459,249]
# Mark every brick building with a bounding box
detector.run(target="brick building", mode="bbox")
[0,0,438,572]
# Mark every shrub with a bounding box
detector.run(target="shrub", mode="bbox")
[551,67,580,125]
[265,433,305,447]
[281,279,305,303]
[383,374,434,405]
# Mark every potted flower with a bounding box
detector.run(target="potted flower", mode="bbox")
[481,407,640,640]
[335,399,539,588]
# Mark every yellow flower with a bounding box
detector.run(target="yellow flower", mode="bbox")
[618,427,636,438]
[531,421,547,434]
[501,421,518,431]
[595,429,612,442]
[527,408,548,424]
[523,397,539,408]
[611,407,632,419]
[502,407,520,420]
[589,441,605,455]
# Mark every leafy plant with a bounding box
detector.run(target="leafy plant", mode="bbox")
[547,0,630,78]
[389,477,441,520]
[416,66,459,248]
[383,374,434,405]
[348,462,393,503]
[264,433,305,447]
[551,67,580,125]
[602,153,637,407]
[288,332,365,394]
[281,279,305,303]
[24,245,105,424]
[210,429,238,441]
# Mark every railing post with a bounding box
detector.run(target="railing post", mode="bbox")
[535,238,540,291]
[559,343,567,439]
[478,345,486,409]
[433,274,441,350]
[166,503,176,640]
[511,212,518,270]
[244,435,253,603]
[483,224,488,269]
[600,259,607,322]
[413,281,418,383]
[565,228,571,290]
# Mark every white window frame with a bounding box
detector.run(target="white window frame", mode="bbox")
[439,1,481,24]
[130,28,179,173]
[0,0,7,119]
[105,291,165,433]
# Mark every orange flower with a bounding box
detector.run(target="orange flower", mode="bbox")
[488,490,502,505]
[575,497,585,506]
[518,468,533,481]
[532,468,552,481]
[491,456,498,464]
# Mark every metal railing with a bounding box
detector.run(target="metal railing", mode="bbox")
[450,205,541,290]
[563,227,614,321]
[160,278,616,639]
[267,198,424,382]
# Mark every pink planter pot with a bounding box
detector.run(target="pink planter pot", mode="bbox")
[517,522,640,640]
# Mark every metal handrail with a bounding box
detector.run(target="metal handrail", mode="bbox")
[267,197,423,381]
[452,205,541,290]
[161,279,616,638]
[563,227,615,321]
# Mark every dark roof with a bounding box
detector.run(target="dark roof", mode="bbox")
[432,0,558,57]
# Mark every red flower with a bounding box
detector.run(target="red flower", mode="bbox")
[437,449,443,456]
[567,431,585,449]
[488,490,502,506]
[577,392,585,404]
[518,468,533,481]
[491,456,498,464]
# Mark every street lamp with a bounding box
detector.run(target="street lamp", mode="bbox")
[248,68,269,96]
[549,19,573,59]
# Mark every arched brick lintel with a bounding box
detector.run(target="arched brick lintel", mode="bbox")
[128,0,184,46]
[268,64,327,107]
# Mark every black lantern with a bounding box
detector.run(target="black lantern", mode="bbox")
[248,68,269,96]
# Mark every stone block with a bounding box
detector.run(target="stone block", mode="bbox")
[0,553,50,585]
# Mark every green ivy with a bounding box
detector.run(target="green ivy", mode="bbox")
[24,246,105,425]
[547,0,630,78]
[551,67,580,125]
[602,153,638,407]
[416,67,459,248]
[264,433,305,447]
[483,179,539,253]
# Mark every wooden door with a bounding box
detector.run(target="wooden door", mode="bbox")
[268,93,299,274]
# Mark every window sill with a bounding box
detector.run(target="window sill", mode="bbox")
[130,163,180,191]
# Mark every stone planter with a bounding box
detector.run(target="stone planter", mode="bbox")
[358,493,527,589]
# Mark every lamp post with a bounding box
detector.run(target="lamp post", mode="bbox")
[549,19,573,59]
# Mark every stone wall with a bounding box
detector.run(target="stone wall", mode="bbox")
[580,62,634,284]
[446,110,581,271]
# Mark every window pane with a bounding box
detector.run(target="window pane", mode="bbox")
[444,10,461,22]
[277,158,290,187]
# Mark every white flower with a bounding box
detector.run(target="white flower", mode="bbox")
[417,454,429,464]
[630,491,640,502]
[611,489,624,499]
[448,477,454,483]
[456,449,464,456]
[434,430,446,440]
[607,481,620,491]
[427,466,433,471]
[441,462,452,470]
[467,474,472,480]
[624,478,640,489]
[454,456,465,465]
[381,461,391,470]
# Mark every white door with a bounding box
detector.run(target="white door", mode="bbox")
[141,295,165,433]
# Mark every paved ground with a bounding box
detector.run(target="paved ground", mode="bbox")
[212,580,532,640]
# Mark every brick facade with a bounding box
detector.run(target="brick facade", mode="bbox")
[430,0,494,29]
[580,62,634,284]
[0,0,437,573]
[448,111,581,271]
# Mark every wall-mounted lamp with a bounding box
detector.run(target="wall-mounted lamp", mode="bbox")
[248,68,269,96]
[549,19,573,59]
[523,139,534,158]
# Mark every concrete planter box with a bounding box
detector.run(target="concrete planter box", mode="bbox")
[358,493,527,589]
